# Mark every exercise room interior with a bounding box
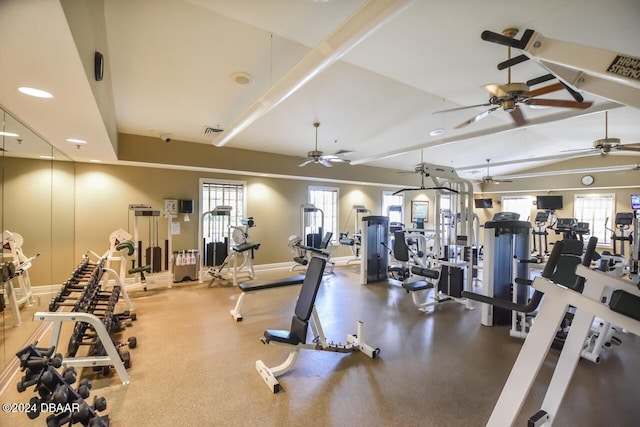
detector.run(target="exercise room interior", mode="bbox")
[1,1,639,426]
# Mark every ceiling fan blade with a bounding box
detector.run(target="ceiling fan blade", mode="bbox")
[319,159,333,167]
[433,102,492,114]
[454,106,500,129]
[494,179,513,183]
[619,144,640,152]
[526,74,555,87]
[328,157,350,163]
[298,159,313,167]
[527,82,564,98]
[560,147,598,154]
[558,81,585,103]
[526,98,593,109]
[332,149,354,156]
[497,54,529,70]
[509,107,527,126]
[481,29,534,49]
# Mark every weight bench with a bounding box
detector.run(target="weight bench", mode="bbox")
[483,242,640,426]
[256,257,380,393]
[229,274,305,321]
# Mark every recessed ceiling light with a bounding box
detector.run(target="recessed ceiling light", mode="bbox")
[430,128,444,136]
[66,138,87,144]
[0,131,20,137]
[18,86,53,98]
[231,72,253,86]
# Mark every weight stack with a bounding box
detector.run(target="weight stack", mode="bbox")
[145,246,162,273]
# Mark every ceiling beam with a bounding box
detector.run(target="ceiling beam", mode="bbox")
[212,0,415,148]
[350,101,622,166]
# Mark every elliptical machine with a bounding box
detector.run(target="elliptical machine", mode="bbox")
[599,213,634,277]
[531,211,550,261]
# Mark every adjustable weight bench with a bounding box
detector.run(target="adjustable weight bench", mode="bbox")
[256,257,380,393]
[229,274,306,321]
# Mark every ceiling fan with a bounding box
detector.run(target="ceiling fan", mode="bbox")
[480,159,512,184]
[564,111,640,156]
[434,28,592,129]
[298,122,352,167]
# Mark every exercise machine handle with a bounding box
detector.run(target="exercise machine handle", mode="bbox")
[461,241,565,313]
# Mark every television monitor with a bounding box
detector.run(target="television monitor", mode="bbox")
[536,195,563,210]
[474,198,493,208]
[631,194,640,210]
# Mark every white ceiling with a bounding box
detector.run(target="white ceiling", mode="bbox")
[1,0,639,179]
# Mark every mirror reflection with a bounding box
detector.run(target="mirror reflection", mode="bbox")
[1,106,74,375]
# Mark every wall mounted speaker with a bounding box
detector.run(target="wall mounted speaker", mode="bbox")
[94,51,104,81]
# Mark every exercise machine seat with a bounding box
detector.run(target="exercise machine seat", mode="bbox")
[402,281,434,292]
[263,257,326,346]
[232,242,260,252]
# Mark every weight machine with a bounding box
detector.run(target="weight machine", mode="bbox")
[200,205,232,282]
[289,204,334,272]
[129,204,162,274]
[207,217,261,286]
[339,204,371,265]
[381,163,476,311]
[2,230,38,326]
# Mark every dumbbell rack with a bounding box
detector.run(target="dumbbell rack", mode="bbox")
[15,343,109,426]
[43,255,136,385]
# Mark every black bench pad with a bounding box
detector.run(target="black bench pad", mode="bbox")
[609,290,640,321]
[410,266,440,280]
[233,242,261,252]
[239,275,305,292]
[264,329,300,345]
[402,280,434,292]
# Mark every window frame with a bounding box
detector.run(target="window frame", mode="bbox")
[308,185,339,244]
[573,193,615,246]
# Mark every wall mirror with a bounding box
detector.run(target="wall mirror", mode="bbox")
[1,106,75,379]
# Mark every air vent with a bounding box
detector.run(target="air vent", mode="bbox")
[202,126,224,135]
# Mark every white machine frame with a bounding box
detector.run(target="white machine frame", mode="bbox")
[487,264,640,426]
